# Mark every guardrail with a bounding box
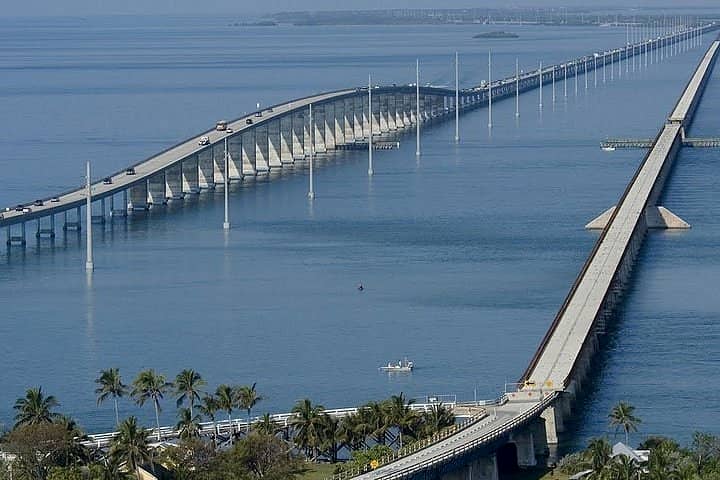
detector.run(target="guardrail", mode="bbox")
[82,402,461,448]
[337,393,557,480]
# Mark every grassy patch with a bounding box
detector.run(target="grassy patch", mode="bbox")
[297,463,338,480]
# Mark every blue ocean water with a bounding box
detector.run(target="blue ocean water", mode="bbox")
[0,15,716,450]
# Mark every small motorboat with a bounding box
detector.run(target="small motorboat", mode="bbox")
[379,358,414,373]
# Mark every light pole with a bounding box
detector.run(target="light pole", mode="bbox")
[308,103,315,199]
[368,74,374,176]
[416,59,421,157]
[223,136,230,230]
[488,50,493,128]
[455,52,460,143]
[85,160,93,272]
[515,58,520,117]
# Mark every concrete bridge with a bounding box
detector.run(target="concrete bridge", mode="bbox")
[2,23,714,245]
[1,21,717,480]
[342,35,720,480]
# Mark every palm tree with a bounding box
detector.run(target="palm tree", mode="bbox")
[290,399,325,460]
[236,383,263,433]
[384,393,419,449]
[584,437,612,478]
[319,414,344,463]
[361,401,391,445]
[176,408,201,440]
[95,368,127,427]
[199,394,219,434]
[55,415,90,466]
[215,384,236,435]
[419,403,455,438]
[609,455,641,480]
[13,386,60,428]
[254,413,279,436]
[110,416,150,480]
[609,401,641,444]
[339,413,368,451]
[174,369,205,418]
[131,369,172,441]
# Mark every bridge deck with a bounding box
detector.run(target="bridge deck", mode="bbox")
[670,41,720,122]
[528,124,681,388]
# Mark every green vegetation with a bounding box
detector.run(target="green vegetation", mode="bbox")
[0,372,456,480]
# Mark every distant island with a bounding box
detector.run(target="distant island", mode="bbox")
[473,31,519,39]
[230,21,278,27]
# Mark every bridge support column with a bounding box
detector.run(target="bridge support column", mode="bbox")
[387,94,397,130]
[405,94,414,126]
[371,93,381,135]
[227,135,243,179]
[510,430,537,467]
[333,100,344,146]
[313,106,326,153]
[267,120,282,168]
[292,111,305,160]
[353,96,364,139]
[148,172,167,206]
[541,396,569,446]
[441,456,498,480]
[343,98,355,142]
[128,183,148,210]
[242,130,257,175]
[280,116,294,164]
[255,125,270,172]
[379,95,389,133]
[36,214,56,239]
[198,150,214,189]
[7,222,27,246]
[164,163,184,200]
[212,142,226,184]
[394,93,405,129]
[91,198,106,224]
[323,103,336,150]
[182,156,200,194]
[62,207,82,231]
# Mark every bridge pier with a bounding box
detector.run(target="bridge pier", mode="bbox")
[227,135,243,179]
[197,150,214,189]
[165,163,184,200]
[255,124,270,172]
[343,98,355,143]
[323,103,336,150]
[332,100,344,146]
[63,207,82,231]
[267,120,282,168]
[241,130,257,175]
[147,171,167,206]
[35,215,56,239]
[441,456,498,480]
[127,183,149,211]
[91,198,106,224]
[312,106,326,153]
[292,111,305,160]
[280,116,294,164]
[182,156,200,194]
[353,96,364,139]
[7,222,27,246]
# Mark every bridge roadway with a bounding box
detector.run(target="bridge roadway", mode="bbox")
[349,37,720,480]
[1,23,715,237]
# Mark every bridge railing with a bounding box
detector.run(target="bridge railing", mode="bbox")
[337,393,557,480]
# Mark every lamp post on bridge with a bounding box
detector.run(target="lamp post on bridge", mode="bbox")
[223,136,230,230]
[308,103,315,199]
[487,50,493,129]
[538,61,543,110]
[455,51,460,143]
[416,59,421,157]
[368,74,373,176]
[515,58,520,118]
[85,160,93,272]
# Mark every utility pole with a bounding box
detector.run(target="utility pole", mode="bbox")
[368,74,374,176]
[85,161,93,272]
[308,104,315,199]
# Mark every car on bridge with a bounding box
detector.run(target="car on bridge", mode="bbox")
[125,167,136,175]
[198,136,210,146]
[33,200,43,206]
[50,197,60,202]
[103,177,112,185]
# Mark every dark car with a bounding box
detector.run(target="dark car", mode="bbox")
[246,118,253,125]
[33,199,43,206]
[126,167,136,175]
[103,177,112,185]
[14,205,24,212]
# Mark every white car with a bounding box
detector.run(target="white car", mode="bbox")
[198,136,210,146]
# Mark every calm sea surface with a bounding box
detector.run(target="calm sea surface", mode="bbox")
[0,16,717,449]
